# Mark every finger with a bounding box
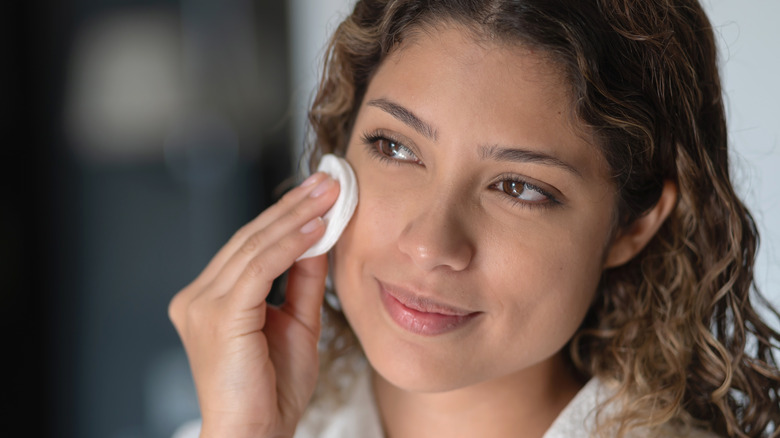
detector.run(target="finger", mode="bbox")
[210,178,339,296]
[192,172,330,286]
[280,254,329,336]
[231,172,330,246]
[227,216,328,311]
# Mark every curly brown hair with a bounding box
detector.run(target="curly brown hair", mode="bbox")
[305,0,780,436]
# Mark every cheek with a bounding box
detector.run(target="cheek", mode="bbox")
[335,171,401,244]
[331,161,405,290]
[335,155,411,251]
[487,231,602,308]
[484,212,611,342]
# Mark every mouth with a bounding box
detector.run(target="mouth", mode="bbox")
[377,279,481,336]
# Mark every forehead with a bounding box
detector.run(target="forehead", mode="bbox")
[369,23,577,134]
[359,23,608,182]
[399,21,567,78]
[390,22,571,94]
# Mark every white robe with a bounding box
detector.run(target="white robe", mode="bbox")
[173,365,719,438]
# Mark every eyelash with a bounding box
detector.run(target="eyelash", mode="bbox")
[360,130,561,210]
[361,130,420,166]
[490,174,561,210]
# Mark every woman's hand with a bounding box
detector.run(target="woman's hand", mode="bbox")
[169,172,340,438]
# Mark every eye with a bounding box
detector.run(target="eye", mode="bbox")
[375,137,419,163]
[361,130,422,165]
[493,180,552,205]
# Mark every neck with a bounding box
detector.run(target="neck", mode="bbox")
[372,353,584,438]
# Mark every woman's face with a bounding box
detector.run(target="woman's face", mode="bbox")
[332,24,617,392]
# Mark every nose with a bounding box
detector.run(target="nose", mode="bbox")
[396,194,475,272]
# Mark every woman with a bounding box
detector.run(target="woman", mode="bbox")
[169,1,780,437]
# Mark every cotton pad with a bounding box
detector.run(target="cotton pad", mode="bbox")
[297,154,359,260]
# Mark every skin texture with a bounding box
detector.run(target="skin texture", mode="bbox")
[169,23,677,438]
[331,25,675,438]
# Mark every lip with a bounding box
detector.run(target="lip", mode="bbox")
[377,279,480,336]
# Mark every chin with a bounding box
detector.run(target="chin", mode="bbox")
[361,337,488,393]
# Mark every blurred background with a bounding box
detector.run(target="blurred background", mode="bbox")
[2,0,778,437]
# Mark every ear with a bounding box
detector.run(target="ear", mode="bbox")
[604,180,678,269]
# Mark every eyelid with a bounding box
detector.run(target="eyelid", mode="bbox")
[362,128,422,159]
[493,172,564,206]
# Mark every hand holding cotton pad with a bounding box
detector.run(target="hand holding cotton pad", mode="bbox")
[297,154,359,260]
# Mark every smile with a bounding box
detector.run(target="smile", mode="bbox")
[377,279,481,336]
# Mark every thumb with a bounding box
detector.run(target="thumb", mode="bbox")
[280,254,329,335]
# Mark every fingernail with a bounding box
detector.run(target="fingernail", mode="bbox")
[300,172,322,188]
[309,177,334,198]
[300,217,323,234]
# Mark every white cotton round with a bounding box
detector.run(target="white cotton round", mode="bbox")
[297,154,359,260]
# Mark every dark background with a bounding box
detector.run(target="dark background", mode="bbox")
[3,1,294,437]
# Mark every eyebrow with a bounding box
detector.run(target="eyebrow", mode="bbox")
[366,98,438,141]
[366,97,581,178]
[479,145,582,178]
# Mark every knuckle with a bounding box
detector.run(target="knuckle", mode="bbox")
[185,295,210,325]
[168,287,191,328]
[239,231,265,255]
[168,284,223,336]
[271,237,295,260]
[246,255,270,279]
[184,293,225,337]
[278,187,298,205]
[245,237,291,280]
[287,203,309,223]
[230,223,251,244]
[168,296,182,328]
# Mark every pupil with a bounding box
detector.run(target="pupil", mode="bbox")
[509,182,522,197]
[382,140,397,155]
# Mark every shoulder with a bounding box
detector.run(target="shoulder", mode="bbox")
[543,378,721,438]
